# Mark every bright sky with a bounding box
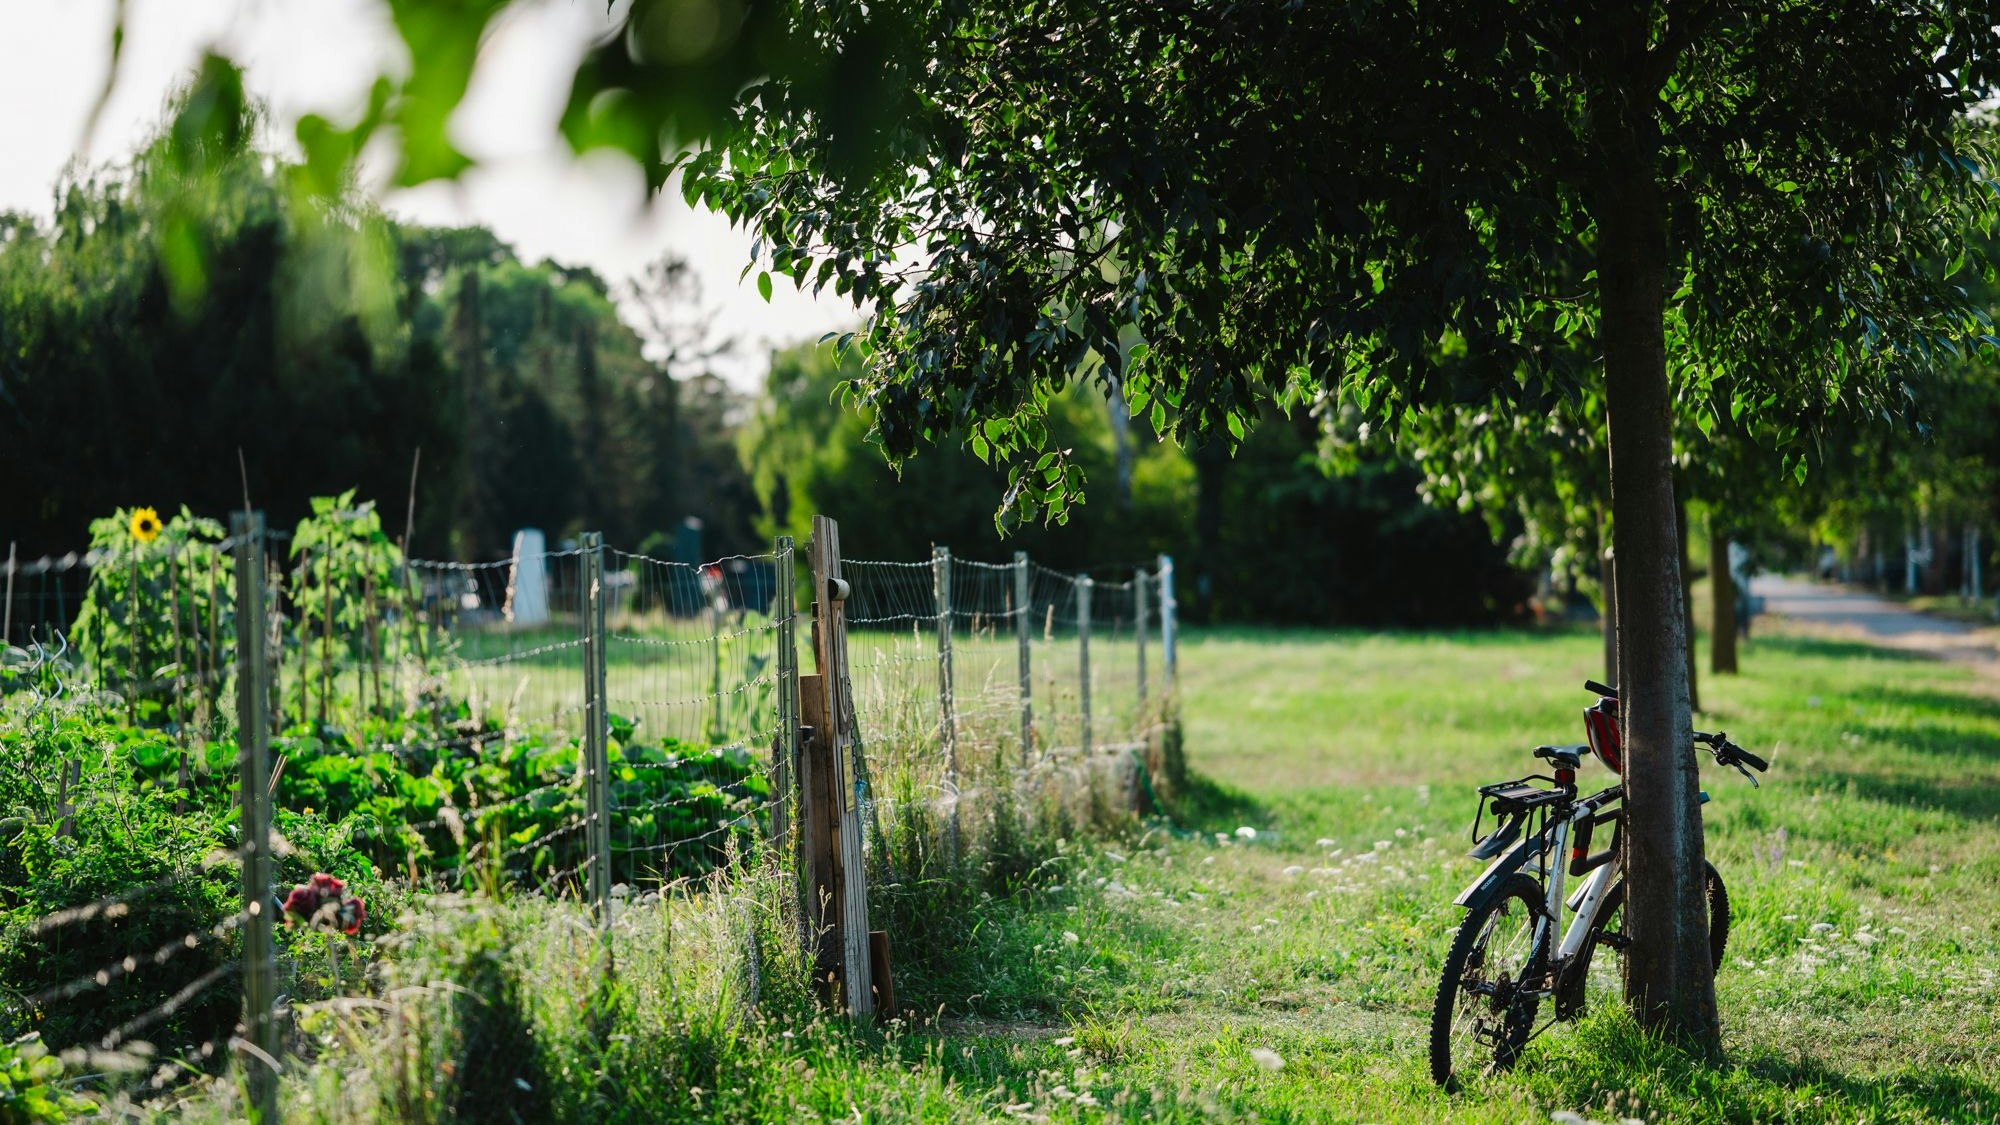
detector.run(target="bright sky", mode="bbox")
[0,0,858,386]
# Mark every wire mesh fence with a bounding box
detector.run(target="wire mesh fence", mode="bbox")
[2,509,1178,1098]
[837,549,1175,861]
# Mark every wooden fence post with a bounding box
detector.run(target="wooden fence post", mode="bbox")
[1078,577,1093,756]
[797,672,840,1002]
[1157,555,1178,685]
[933,546,958,858]
[806,516,875,1017]
[231,512,281,1125]
[1014,550,1031,766]
[580,532,613,932]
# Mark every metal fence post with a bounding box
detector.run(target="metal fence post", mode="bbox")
[709,580,727,744]
[933,546,958,857]
[231,512,281,1125]
[1078,576,1093,755]
[580,532,613,932]
[1134,567,1149,709]
[1969,526,1984,604]
[773,536,798,847]
[1974,527,1985,603]
[1014,550,1031,766]
[1157,554,1178,684]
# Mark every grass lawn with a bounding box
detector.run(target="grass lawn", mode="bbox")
[200,625,2000,1123]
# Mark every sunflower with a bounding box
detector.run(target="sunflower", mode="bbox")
[129,507,164,544]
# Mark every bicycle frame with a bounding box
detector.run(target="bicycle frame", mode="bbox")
[1453,784,1625,992]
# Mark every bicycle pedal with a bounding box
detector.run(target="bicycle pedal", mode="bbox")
[1601,932,1632,951]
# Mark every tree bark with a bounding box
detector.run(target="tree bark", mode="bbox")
[1710,516,1738,674]
[1591,72,1719,1049]
[1600,532,1619,686]
[1679,497,1700,712]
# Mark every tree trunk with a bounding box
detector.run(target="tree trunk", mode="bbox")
[1591,92,1719,1049]
[1678,497,1699,712]
[1710,516,1738,674]
[1600,534,1619,686]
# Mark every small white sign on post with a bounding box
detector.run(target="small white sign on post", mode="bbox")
[507,528,550,626]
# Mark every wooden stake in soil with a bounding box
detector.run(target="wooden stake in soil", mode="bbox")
[320,550,334,727]
[168,546,188,812]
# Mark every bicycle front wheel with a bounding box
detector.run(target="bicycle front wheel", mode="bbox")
[1429,872,1545,1089]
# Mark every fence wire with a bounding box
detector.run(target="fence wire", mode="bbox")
[3,517,1175,1103]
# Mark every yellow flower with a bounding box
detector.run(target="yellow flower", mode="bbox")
[129,507,164,544]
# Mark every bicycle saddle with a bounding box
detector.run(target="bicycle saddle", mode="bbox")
[1533,744,1586,769]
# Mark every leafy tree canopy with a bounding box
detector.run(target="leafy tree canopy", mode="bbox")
[665,2,2000,511]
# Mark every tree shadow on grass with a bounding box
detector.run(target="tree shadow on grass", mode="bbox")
[1795,682,2000,822]
[1161,768,1270,837]
[1529,1019,2000,1124]
[1847,682,2000,728]
[1752,633,1940,665]
[1808,764,2000,823]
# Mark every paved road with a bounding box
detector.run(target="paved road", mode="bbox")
[1756,574,1997,665]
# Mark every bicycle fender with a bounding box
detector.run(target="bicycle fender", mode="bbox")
[1453,836,1539,912]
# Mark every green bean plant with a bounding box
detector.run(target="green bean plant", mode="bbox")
[285,491,420,731]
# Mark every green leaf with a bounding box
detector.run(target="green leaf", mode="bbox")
[757,271,774,302]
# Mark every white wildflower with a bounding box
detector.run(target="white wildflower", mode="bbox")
[1249,1047,1284,1071]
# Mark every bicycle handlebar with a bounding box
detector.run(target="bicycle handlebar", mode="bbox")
[1725,745,1769,772]
[1693,729,1766,784]
[1583,679,1619,699]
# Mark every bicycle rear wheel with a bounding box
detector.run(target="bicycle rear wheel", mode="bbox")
[1568,860,1728,1019]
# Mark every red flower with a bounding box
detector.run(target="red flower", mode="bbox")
[283,873,366,935]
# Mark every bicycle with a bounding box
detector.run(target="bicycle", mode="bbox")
[1428,679,1768,1088]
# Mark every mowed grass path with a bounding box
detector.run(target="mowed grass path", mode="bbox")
[909,626,2000,1123]
[227,625,2000,1124]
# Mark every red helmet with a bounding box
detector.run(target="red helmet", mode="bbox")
[1583,699,1622,774]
